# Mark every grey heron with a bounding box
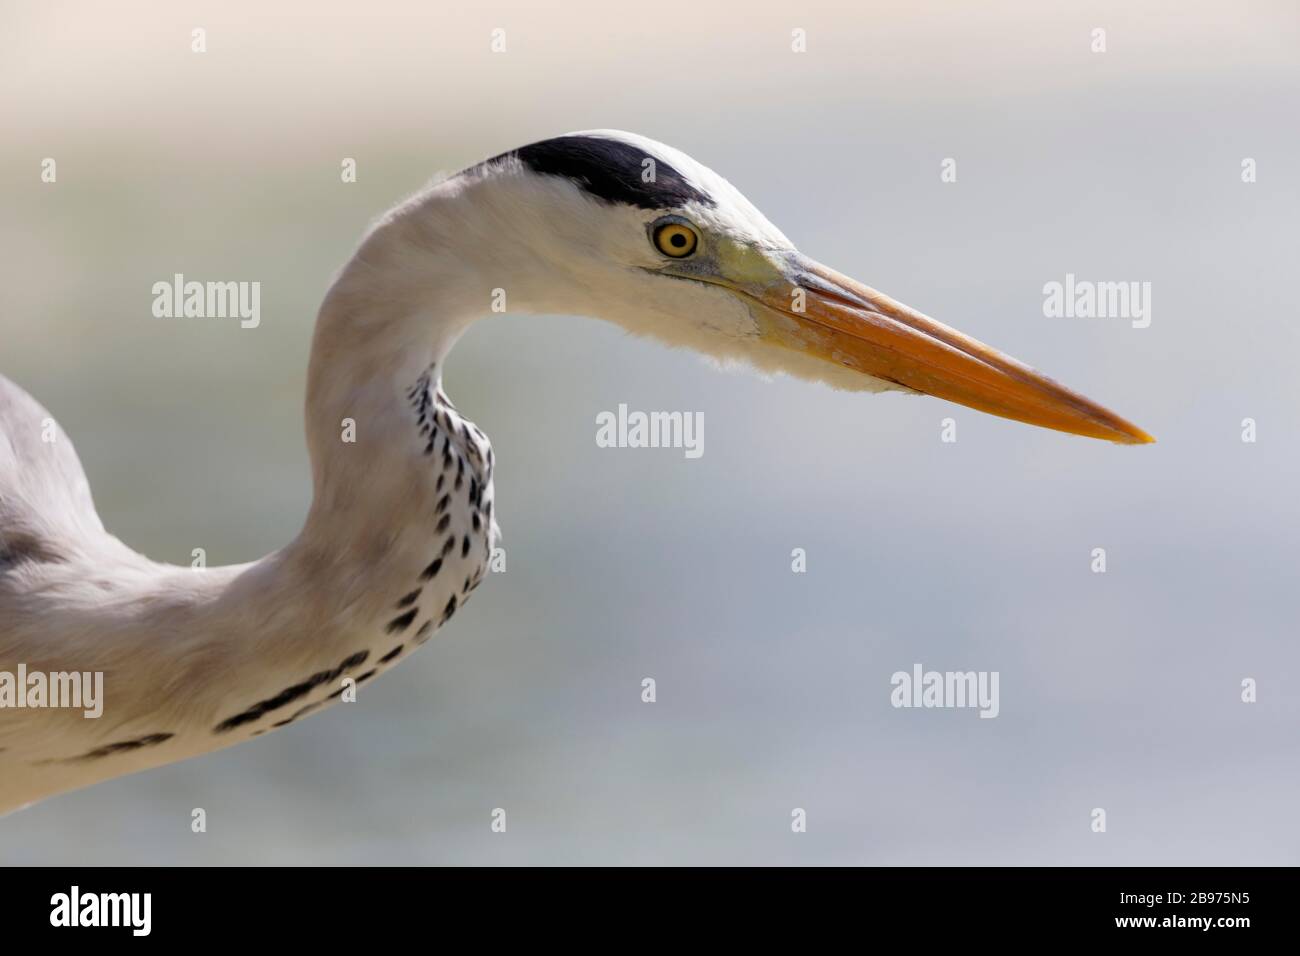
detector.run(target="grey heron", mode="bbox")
[0,131,1152,813]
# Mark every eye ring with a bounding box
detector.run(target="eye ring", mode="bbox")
[652,221,698,258]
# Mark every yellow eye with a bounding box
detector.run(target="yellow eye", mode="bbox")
[653,222,698,258]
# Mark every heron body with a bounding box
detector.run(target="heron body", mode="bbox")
[0,130,1151,814]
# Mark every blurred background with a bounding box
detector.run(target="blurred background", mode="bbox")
[1,0,1297,864]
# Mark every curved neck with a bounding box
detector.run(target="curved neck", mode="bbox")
[301,189,492,545]
[3,178,516,811]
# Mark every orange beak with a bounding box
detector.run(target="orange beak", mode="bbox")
[749,255,1154,444]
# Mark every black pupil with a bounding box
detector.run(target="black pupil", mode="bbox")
[670,233,686,247]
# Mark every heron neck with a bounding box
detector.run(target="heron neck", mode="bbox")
[0,186,504,809]
[300,199,488,541]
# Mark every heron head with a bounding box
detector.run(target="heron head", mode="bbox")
[468,130,1152,444]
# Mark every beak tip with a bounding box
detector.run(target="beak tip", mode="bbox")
[1114,425,1156,445]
